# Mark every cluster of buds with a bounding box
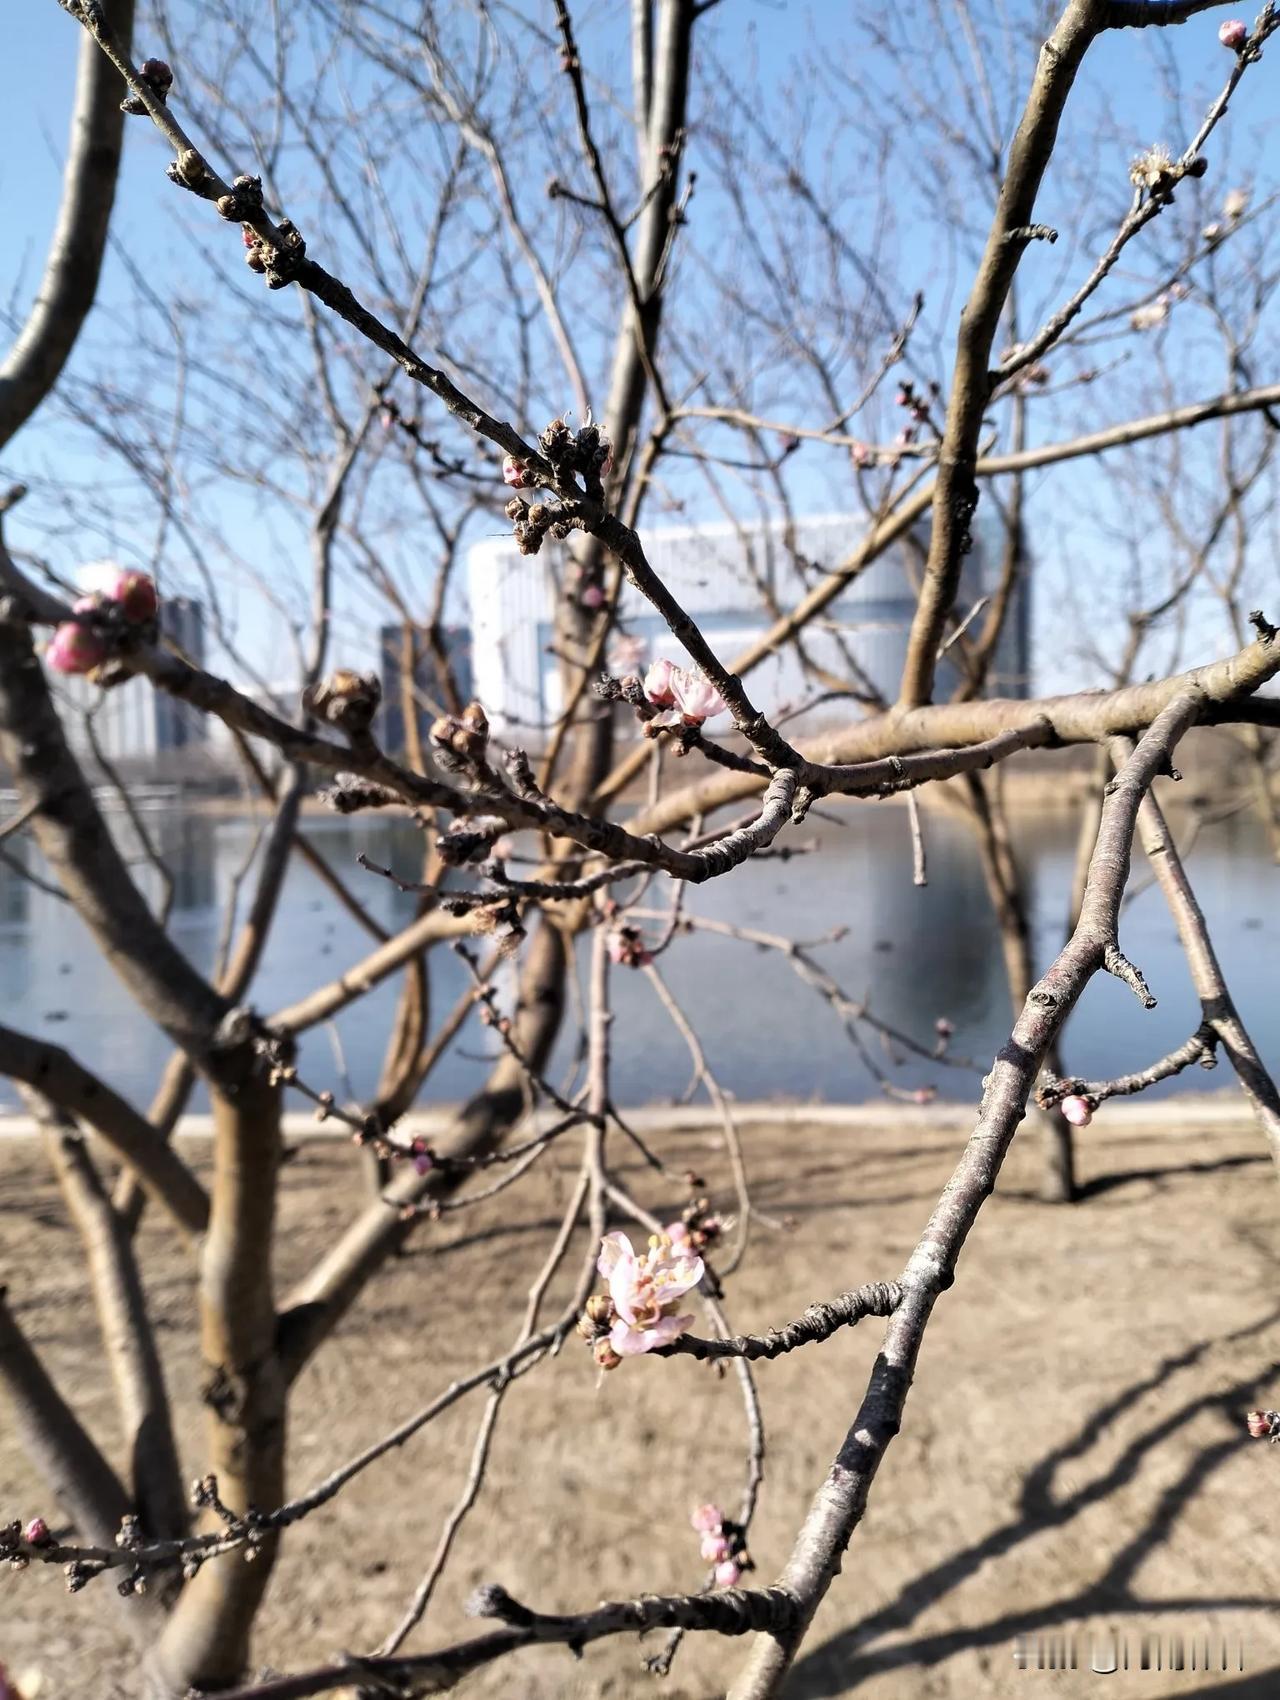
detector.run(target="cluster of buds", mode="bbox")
[1219,17,1248,50]
[429,701,491,772]
[437,815,509,867]
[505,498,572,557]
[1128,147,1204,209]
[121,57,172,115]
[606,923,652,969]
[45,569,159,676]
[579,1228,705,1367]
[689,1503,753,1589]
[894,381,932,425]
[642,658,728,726]
[538,412,613,485]
[1,1518,53,1574]
[302,669,381,738]
[1246,1409,1280,1440]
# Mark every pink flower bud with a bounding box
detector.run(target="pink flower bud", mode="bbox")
[411,1138,435,1176]
[109,569,158,624]
[242,227,258,249]
[502,454,534,488]
[580,584,605,609]
[1246,1410,1274,1439]
[935,1017,954,1038]
[666,1221,691,1243]
[850,441,873,469]
[23,1517,49,1546]
[690,1503,723,1534]
[1219,18,1247,48]
[714,1560,743,1589]
[911,1087,936,1106]
[643,657,678,707]
[701,1532,732,1563]
[46,620,106,675]
[1060,1094,1093,1128]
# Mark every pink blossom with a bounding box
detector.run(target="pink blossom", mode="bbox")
[666,1221,691,1244]
[23,1517,49,1546]
[1219,18,1247,48]
[850,441,873,469]
[701,1531,732,1563]
[714,1560,743,1589]
[108,569,158,624]
[1060,1094,1093,1128]
[1246,1409,1273,1439]
[643,657,679,706]
[502,454,535,489]
[671,668,728,725]
[46,620,106,675]
[580,583,605,610]
[606,926,652,969]
[935,1017,954,1038]
[911,1086,936,1106]
[689,1503,723,1534]
[596,1229,703,1356]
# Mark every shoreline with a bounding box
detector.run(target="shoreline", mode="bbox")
[0,1089,1259,1143]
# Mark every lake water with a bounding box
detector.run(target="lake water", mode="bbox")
[0,801,1275,1117]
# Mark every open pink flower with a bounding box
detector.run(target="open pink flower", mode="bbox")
[1060,1094,1093,1128]
[46,620,106,675]
[597,1229,703,1356]
[670,668,728,725]
[643,658,679,706]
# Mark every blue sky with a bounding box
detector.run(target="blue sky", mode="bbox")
[3,1,1277,697]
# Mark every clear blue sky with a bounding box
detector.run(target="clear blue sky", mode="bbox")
[3,1,1276,694]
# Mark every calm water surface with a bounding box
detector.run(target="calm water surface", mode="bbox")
[0,803,1275,1115]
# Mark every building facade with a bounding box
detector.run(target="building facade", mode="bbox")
[466,512,1030,743]
[377,622,475,755]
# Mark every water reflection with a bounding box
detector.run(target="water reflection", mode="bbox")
[0,802,1274,1118]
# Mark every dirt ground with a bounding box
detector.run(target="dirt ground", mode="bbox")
[2,1105,1279,1699]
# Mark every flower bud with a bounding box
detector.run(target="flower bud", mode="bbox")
[109,568,159,625]
[585,1293,615,1326]
[23,1517,50,1546]
[690,1503,723,1534]
[1246,1409,1275,1439]
[1060,1094,1093,1128]
[580,584,605,610]
[140,58,174,88]
[302,670,382,736]
[714,1560,743,1589]
[592,1338,622,1371]
[1219,18,1247,48]
[502,454,535,489]
[701,1532,732,1563]
[46,620,106,675]
[935,1017,954,1038]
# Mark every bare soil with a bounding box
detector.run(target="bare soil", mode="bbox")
[1,1107,1278,1700]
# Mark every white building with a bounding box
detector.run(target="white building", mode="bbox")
[467,512,1029,742]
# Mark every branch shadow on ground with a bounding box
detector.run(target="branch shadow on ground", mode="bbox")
[784,1306,1280,1698]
